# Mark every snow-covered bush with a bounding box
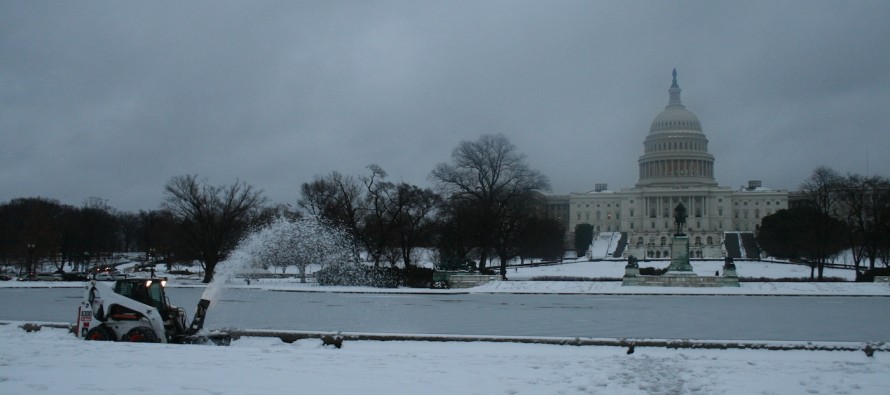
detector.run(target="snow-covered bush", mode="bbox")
[315,264,401,288]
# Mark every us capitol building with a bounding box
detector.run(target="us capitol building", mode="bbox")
[542,70,788,259]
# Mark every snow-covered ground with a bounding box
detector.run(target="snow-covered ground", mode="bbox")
[3,259,888,394]
[0,260,890,296]
[0,322,886,395]
[5,259,887,296]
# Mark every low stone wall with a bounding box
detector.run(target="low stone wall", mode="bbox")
[623,275,740,287]
[447,274,500,288]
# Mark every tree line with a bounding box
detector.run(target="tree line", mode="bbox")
[757,166,890,279]
[0,134,564,283]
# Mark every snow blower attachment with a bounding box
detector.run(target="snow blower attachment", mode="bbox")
[75,278,231,345]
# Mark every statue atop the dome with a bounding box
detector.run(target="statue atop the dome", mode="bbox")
[671,68,678,88]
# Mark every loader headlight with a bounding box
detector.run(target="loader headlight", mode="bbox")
[145,280,152,287]
[160,280,167,287]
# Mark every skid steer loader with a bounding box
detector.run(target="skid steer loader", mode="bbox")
[75,278,230,345]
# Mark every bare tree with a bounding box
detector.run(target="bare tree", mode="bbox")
[163,175,266,283]
[838,174,890,271]
[800,166,844,279]
[359,164,394,266]
[76,198,119,269]
[0,197,65,276]
[300,166,441,269]
[389,183,440,268]
[136,209,180,271]
[298,171,364,243]
[431,134,550,278]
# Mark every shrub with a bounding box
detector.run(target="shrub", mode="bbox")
[315,264,401,288]
[856,267,890,282]
[638,267,669,276]
[437,256,476,271]
[404,266,435,288]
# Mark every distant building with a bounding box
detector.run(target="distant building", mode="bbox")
[543,70,788,259]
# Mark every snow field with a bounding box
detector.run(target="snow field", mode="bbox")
[0,323,887,395]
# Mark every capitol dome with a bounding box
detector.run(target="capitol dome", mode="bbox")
[650,106,702,133]
[649,69,702,133]
[636,70,717,188]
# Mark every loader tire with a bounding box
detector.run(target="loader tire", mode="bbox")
[123,326,159,343]
[85,325,115,341]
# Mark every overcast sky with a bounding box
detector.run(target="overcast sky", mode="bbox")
[2,1,889,212]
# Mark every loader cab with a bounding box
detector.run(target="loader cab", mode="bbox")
[113,278,169,310]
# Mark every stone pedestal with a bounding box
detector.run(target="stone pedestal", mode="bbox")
[665,235,695,275]
[621,242,739,287]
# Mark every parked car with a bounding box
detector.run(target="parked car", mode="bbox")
[93,272,127,281]
[0,274,12,281]
[34,272,63,281]
[62,272,90,282]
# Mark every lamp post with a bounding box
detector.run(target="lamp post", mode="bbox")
[148,248,156,277]
[26,243,36,279]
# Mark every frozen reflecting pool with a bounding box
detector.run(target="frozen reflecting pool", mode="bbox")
[1,287,888,342]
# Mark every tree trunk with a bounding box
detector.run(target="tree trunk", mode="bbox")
[202,260,217,283]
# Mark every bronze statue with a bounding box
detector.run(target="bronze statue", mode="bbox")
[673,202,687,235]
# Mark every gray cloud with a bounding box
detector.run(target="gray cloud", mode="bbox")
[2,1,889,211]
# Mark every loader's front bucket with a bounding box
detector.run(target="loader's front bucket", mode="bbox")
[182,332,233,346]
